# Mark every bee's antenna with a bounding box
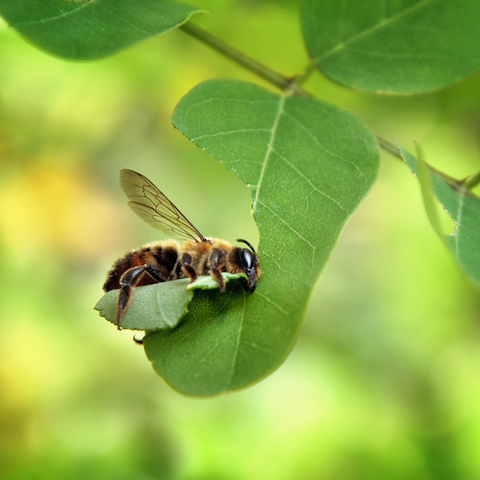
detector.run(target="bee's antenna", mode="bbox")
[237,238,256,254]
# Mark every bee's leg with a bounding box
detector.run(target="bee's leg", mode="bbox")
[181,253,197,283]
[209,249,226,293]
[210,268,226,292]
[117,265,163,329]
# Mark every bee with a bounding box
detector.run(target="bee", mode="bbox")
[103,169,260,328]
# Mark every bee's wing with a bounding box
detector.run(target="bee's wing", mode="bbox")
[119,169,206,242]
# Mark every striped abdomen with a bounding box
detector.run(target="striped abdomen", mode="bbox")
[103,241,181,292]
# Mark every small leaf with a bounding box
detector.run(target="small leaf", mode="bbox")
[398,142,480,288]
[142,79,379,396]
[95,279,192,330]
[95,273,246,330]
[302,0,480,94]
[0,0,202,60]
[187,273,247,290]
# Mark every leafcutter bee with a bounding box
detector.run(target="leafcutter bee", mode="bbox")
[103,169,260,327]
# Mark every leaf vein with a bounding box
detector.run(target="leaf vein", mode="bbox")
[345,46,467,61]
[281,111,368,182]
[190,128,271,142]
[252,95,285,212]
[255,292,288,315]
[315,0,436,62]
[257,199,316,265]
[228,291,247,388]
[12,2,91,26]
[272,148,347,212]
[182,97,279,120]
[93,5,152,35]
[259,250,288,274]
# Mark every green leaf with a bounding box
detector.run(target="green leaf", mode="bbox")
[95,279,192,330]
[302,0,480,94]
[187,273,248,291]
[95,273,246,330]
[0,0,202,60]
[397,142,480,288]
[141,79,379,396]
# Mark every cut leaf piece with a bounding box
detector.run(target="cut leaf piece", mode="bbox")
[0,0,202,60]
[95,273,246,330]
[302,0,480,94]
[398,142,480,288]
[95,279,192,330]
[187,273,247,290]
[141,79,379,396]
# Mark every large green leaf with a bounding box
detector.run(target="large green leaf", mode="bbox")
[0,0,202,60]
[398,143,480,287]
[302,0,480,94]
[139,80,379,396]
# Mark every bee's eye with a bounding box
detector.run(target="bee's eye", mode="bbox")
[239,249,255,271]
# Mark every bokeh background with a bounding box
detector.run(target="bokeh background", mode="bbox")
[1,1,480,479]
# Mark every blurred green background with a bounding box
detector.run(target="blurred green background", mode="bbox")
[1,1,480,479]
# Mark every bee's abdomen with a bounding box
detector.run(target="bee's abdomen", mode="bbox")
[103,242,179,292]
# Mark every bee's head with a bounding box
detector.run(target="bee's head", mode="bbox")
[236,239,260,292]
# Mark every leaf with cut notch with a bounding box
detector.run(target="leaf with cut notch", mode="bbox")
[137,79,379,396]
[302,0,480,93]
[398,142,480,287]
[95,273,246,330]
[0,0,202,60]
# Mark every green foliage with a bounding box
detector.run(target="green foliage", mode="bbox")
[302,0,480,93]
[0,0,201,59]
[399,143,480,288]
[1,1,480,396]
[143,79,377,395]
[94,79,379,396]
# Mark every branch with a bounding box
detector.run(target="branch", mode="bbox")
[180,22,305,95]
[465,171,480,190]
[180,20,471,191]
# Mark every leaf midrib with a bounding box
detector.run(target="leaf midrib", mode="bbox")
[228,289,247,390]
[12,2,91,26]
[252,95,285,212]
[314,0,436,62]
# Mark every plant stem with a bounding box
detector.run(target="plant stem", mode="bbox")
[376,135,403,160]
[378,135,463,187]
[179,23,410,159]
[179,21,465,186]
[465,171,480,189]
[180,22,304,95]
